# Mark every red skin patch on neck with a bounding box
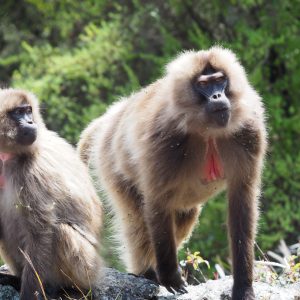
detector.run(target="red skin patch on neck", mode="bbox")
[0,153,14,161]
[0,152,14,188]
[202,138,224,184]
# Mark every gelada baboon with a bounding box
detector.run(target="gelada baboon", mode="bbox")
[0,89,102,300]
[79,47,267,300]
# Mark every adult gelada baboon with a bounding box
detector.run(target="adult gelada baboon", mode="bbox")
[0,89,102,300]
[79,47,267,300]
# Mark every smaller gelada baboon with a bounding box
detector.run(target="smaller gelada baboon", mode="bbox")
[0,89,103,300]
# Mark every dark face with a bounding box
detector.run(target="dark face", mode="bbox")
[193,66,231,127]
[8,104,37,146]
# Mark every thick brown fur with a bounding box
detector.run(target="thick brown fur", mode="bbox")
[79,46,267,299]
[0,89,103,300]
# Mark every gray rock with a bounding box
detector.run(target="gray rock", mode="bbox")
[93,268,159,299]
[0,265,159,300]
[157,276,300,300]
[0,285,19,300]
[0,266,300,300]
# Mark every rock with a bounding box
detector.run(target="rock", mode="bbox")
[93,268,159,299]
[0,285,19,300]
[0,265,300,300]
[0,265,159,300]
[157,276,300,300]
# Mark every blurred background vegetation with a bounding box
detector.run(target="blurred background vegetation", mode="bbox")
[0,0,299,278]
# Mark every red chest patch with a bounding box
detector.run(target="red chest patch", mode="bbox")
[202,138,224,183]
[0,152,14,189]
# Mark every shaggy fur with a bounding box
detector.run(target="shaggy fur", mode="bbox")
[0,89,103,300]
[78,46,267,299]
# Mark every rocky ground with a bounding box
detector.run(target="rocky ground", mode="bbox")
[0,266,300,300]
[158,277,300,300]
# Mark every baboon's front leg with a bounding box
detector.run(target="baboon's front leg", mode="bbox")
[145,204,187,294]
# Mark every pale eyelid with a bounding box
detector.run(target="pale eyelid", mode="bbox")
[213,71,225,79]
[198,72,225,83]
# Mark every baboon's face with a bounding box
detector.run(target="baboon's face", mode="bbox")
[168,48,248,135]
[192,65,231,128]
[8,104,37,146]
[0,90,38,152]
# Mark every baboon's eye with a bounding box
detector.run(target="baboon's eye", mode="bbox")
[198,80,208,86]
[215,76,225,82]
[14,108,24,115]
[8,105,32,121]
[26,106,32,114]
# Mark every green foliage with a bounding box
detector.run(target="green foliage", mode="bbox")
[180,250,211,284]
[11,18,135,142]
[0,0,299,270]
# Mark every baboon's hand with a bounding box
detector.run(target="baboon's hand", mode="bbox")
[232,285,255,300]
[158,269,188,295]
